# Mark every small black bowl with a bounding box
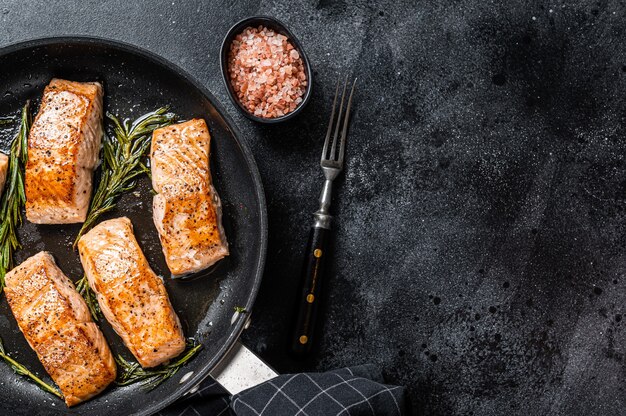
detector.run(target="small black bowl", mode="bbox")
[220,16,313,124]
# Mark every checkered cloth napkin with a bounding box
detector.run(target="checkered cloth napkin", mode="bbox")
[159,364,406,416]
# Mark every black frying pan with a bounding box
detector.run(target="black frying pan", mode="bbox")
[0,37,267,415]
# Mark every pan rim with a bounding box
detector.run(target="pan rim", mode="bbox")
[0,35,268,416]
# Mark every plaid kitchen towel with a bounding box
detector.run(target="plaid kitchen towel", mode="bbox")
[160,364,406,416]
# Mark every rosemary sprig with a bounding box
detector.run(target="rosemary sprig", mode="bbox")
[115,340,202,390]
[75,275,101,321]
[0,103,30,290]
[0,335,62,398]
[73,107,177,248]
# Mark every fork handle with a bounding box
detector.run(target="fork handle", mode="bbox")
[290,225,330,357]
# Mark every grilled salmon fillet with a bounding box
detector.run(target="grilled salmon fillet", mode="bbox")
[0,152,8,197]
[78,217,186,368]
[25,79,103,224]
[151,119,228,276]
[4,252,116,407]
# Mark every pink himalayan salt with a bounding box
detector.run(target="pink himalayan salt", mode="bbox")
[228,25,307,118]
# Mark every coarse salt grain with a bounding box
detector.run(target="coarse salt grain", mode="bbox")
[228,25,307,119]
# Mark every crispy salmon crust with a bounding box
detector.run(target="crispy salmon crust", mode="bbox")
[151,119,228,276]
[78,217,186,368]
[25,79,103,224]
[4,252,116,407]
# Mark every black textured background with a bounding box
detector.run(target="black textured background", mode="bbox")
[2,1,626,415]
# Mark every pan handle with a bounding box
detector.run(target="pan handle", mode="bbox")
[210,339,278,395]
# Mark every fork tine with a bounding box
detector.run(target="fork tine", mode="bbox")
[338,79,356,164]
[322,81,340,162]
[330,77,349,160]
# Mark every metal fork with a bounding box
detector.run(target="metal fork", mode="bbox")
[290,77,356,357]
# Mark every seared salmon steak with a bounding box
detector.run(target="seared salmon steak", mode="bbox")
[4,252,116,407]
[25,79,103,224]
[77,217,186,368]
[151,118,228,276]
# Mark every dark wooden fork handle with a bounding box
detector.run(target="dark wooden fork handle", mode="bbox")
[290,226,329,357]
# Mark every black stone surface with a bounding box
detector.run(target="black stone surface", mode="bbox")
[2,1,626,415]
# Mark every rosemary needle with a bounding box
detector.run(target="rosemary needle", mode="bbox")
[73,107,177,248]
[75,275,101,321]
[0,103,30,291]
[0,335,62,398]
[116,340,202,390]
